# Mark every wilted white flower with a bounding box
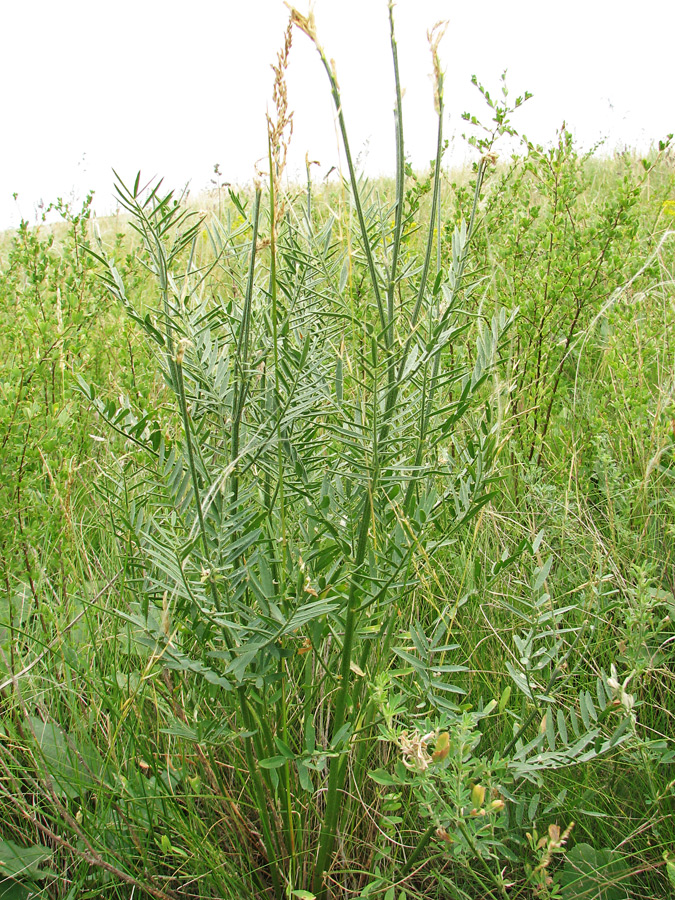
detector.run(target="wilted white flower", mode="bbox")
[399,730,435,772]
[607,665,635,712]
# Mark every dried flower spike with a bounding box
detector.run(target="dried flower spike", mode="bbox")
[286,3,317,43]
[427,21,448,114]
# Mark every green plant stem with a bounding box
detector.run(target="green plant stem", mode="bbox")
[313,46,390,353]
[281,660,297,878]
[174,356,209,560]
[455,820,508,900]
[400,823,437,877]
[312,484,377,897]
[386,0,405,393]
[238,686,283,900]
[268,139,288,578]
[231,187,262,503]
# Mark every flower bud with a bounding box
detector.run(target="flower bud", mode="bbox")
[471,783,486,809]
[432,732,450,762]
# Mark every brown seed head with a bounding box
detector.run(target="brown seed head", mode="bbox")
[427,21,448,114]
[286,3,317,43]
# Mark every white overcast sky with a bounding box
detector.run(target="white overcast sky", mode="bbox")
[2,0,673,229]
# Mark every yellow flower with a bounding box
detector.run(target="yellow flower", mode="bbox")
[470,783,486,809]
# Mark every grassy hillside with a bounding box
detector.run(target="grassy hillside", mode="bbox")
[1,10,674,900]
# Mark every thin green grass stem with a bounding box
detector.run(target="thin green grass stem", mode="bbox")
[314,49,390,353]
[231,187,262,503]
[386,0,405,392]
[237,686,284,899]
[400,823,437,878]
[268,139,288,579]
[174,355,209,559]
[312,487,377,897]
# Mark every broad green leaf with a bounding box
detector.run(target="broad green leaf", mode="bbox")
[26,717,105,799]
[0,840,51,881]
[545,710,556,751]
[0,880,32,900]
[274,737,295,759]
[527,793,540,821]
[369,768,399,786]
[533,556,553,594]
[560,843,631,900]
[258,756,287,770]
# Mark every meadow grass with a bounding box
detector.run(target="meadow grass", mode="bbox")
[1,6,674,899]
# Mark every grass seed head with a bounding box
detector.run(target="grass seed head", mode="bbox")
[267,16,295,228]
[286,3,317,44]
[427,21,448,114]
